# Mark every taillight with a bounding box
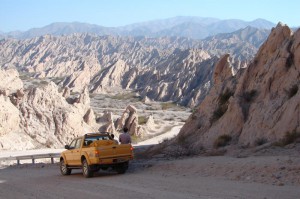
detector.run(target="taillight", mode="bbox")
[95,150,100,157]
[130,146,134,151]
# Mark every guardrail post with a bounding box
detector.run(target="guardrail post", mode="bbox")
[17,159,20,165]
[32,158,35,164]
[51,157,54,164]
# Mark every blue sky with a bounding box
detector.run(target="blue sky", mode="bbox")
[1,0,299,32]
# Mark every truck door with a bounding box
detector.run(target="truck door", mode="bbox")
[64,139,76,165]
[72,138,82,165]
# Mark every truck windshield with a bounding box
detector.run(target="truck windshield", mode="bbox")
[84,135,111,146]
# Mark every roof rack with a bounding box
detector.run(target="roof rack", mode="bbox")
[84,132,110,137]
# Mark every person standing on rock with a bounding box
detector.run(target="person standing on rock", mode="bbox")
[119,127,131,144]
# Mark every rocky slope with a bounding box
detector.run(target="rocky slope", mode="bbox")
[0,68,97,150]
[0,69,158,150]
[171,23,299,151]
[201,26,270,60]
[0,27,269,107]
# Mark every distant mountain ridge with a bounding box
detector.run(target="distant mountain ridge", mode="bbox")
[1,16,275,39]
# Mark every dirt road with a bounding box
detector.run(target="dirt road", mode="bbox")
[1,155,299,199]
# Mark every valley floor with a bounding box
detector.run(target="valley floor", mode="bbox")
[0,153,299,199]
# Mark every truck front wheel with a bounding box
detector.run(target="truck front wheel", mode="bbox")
[60,159,71,175]
[82,159,94,178]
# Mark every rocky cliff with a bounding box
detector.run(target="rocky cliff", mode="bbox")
[174,23,299,150]
[0,69,97,150]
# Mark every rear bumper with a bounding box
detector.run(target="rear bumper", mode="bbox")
[91,155,133,165]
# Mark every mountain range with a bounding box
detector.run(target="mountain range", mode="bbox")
[0,25,270,107]
[0,17,275,39]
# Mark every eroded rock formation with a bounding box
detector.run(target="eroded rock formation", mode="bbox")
[0,29,268,107]
[177,23,300,149]
[0,69,97,150]
[114,105,144,137]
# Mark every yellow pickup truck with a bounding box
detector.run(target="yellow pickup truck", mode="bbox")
[59,133,134,178]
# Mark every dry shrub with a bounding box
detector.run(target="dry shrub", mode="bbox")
[213,134,232,148]
[273,130,300,147]
[254,137,268,146]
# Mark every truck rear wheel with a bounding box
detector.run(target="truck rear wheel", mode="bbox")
[60,159,71,175]
[82,159,94,178]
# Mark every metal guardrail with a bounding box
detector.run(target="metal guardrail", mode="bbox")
[0,153,61,165]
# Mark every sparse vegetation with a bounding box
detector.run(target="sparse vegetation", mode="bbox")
[242,89,257,103]
[89,93,97,98]
[287,84,298,99]
[213,134,232,148]
[254,137,268,146]
[286,53,294,68]
[211,106,228,123]
[19,72,32,81]
[138,116,147,125]
[240,89,258,121]
[218,89,234,105]
[70,91,80,96]
[165,117,175,121]
[282,130,300,145]
[52,76,65,84]
[45,139,54,148]
[191,113,197,120]
[285,41,294,69]
[210,89,234,124]
[30,134,37,140]
[131,135,142,144]
[111,92,141,101]
[161,102,176,110]
[176,132,187,146]
[273,130,300,147]
[39,80,49,85]
[159,138,170,144]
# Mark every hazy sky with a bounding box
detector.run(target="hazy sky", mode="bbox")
[1,0,299,32]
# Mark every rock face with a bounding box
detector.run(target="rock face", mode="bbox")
[0,69,97,150]
[97,111,116,134]
[0,95,20,136]
[0,68,23,93]
[0,28,269,107]
[178,23,300,149]
[116,105,144,137]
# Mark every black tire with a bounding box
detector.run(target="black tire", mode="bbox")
[116,162,128,174]
[60,159,71,176]
[101,166,108,171]
[82,159,94,178]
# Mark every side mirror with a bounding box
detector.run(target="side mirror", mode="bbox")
[65,145,70,149]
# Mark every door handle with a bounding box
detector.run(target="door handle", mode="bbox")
[112,146,116,149]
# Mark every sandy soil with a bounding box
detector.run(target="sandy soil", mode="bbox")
[0,154,299,199]
[135,125,182,146]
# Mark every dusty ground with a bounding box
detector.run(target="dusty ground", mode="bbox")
[1,148,300,199]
